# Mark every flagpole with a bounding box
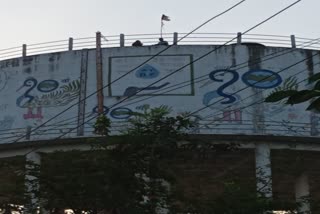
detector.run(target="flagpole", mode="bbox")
[160,19,163,38]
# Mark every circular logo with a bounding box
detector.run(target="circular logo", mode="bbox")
[242,69,282,89]
[110,107,133,119]
[135,64,159,79]
[37,80,59,92]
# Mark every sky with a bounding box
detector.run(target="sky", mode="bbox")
[0,0,318,50]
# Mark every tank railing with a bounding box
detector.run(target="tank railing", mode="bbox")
[0,32,320,61]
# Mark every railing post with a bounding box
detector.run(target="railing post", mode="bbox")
[237,32,242,45]
[291,34,296,48]
[173,32,178,45]
[120,34,125,47]
[22,44,27,57]
[68,37,73,51]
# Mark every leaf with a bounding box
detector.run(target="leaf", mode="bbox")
[265,90,297,102]
[307,97,320,111]
[314,81,320,90]
[309,72,320,83]
[286,90,320,105]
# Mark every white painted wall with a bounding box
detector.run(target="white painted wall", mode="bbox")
[86,45,317,137]
[0,44,318,143]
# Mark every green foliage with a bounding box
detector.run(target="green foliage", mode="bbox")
[126,105,194,141]
[93,114,111,136]
[26,106,300,213]
[27,106,195,213]
[265,73,320,112]
[265,90,298,102]
[34,151,147,213]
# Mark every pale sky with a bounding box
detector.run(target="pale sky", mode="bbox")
[0,0,318,49]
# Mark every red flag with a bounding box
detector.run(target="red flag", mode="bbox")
[161,14,170,21]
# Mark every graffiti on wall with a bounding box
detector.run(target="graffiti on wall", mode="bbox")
[135,64,160,79]
[222,109,242,123]
[123,82,170,97]
[109,55,194,96]
[23,107,43,120]
[202,69,283,107]
[16,77,80,119]
[0,72,8,93]
[203,69,240,106]
[91,106,134,120]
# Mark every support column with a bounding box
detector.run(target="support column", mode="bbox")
[25,152,41,214]
[295,174,311,213]
[255,143,272,198]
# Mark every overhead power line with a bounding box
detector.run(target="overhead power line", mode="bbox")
[10,0,248,144]
[188,52,319,117]
[53,0,302,140]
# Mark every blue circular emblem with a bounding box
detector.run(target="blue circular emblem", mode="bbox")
[242,69,282,89]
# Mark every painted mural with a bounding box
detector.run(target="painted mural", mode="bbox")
[0,52,82,143]
[0,45,318,143]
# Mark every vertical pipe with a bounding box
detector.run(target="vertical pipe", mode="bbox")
[26,126,32,140]
[22,44,27,57]
[77,49,89,136]
[237,32,242,45]
[291,35,296,48]
[120,34,125,47]
[96,32,104,114]
[173,32,178,45]
[68,37,73,51]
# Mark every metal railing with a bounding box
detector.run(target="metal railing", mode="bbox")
[0,32,319,61]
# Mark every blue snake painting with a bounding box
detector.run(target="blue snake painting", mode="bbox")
[203,69,239,106]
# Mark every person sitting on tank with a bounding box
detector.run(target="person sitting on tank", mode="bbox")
[157,38,169,45]
[132,40,143,46]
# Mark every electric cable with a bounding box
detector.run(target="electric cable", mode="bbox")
[53,0,302,140]
[10,26,318,141]
[187,52,318,116]
[196,71,315,136]
[11,0,248,144]
[115,36,320,108]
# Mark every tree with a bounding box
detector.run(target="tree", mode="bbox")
[29,106,194,214]
[28,106,299,213]
[265,72,320,111]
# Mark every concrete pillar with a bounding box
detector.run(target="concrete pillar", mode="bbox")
[255,143,272,198]
[120,34,125,47]
[291,35,296,48]
[25,152,41,214]
[295,174,311,213]
[237,32,242,45]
